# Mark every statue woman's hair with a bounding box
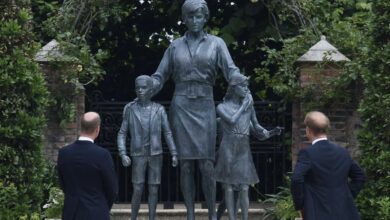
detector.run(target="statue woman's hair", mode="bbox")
[181,0,209,21]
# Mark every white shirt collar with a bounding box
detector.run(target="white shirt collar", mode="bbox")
[312,137,327,145]
[78,136,94,143]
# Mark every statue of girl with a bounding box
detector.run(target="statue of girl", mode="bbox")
[215,74,281,220]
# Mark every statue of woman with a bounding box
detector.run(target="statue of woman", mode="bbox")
[151,0,244,219]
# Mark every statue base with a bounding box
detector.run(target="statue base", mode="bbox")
[111,203,268,220]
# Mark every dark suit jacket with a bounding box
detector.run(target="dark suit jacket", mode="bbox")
[291,140,366,220]
[57,140,118,220]
[117,102,177,156]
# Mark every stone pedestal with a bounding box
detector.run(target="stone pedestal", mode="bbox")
[110,204,267,220]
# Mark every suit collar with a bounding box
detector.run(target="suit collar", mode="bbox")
[312,137,328,145]
[75,140,95,145]
[78,136,94,143]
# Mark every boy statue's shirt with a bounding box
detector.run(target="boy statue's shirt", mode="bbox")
[139,104,151,152]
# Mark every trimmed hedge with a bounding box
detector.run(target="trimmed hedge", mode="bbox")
[0,1,49,219]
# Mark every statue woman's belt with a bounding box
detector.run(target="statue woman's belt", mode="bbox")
[174,82,213,99]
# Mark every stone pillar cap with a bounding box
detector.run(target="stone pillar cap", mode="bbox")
[297,35,350,62]
[35,39,78,62]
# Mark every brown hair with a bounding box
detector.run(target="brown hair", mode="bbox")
[304,111,330,135]
[80,112,101,134]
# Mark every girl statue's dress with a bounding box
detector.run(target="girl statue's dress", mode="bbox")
[215,74,280,220]
[215,104,261,185]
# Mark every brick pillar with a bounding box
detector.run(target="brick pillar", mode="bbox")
[291,36,360,167]
[291,62,361,167]
[291,101,306,167]
[38,63,85,162]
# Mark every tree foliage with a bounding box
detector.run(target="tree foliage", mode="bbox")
[254,0,371,101]
[78,0,372,102]
[356,0,390,219]
[83,0,305,101]
[30,0,110,125]
[36,0,107,84]
[0,1,49,218]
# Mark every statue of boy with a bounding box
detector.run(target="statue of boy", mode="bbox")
[117,75,178,220]
[215,75,282,220]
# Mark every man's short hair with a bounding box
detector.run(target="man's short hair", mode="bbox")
[80,112,101,134]
[135,75,153,88]
[304,111,330,135]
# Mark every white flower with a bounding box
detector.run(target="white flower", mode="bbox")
[43,203,51,209]
[77,64,83,72]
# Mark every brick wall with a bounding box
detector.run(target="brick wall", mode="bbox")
[39,63,85,162]
[292,62,362,166]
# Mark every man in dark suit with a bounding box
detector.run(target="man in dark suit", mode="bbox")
[291,111,366,220]
[57,112,118,220]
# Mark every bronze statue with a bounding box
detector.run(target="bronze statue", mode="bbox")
[150,0,245,219]
[117,75,178,220]
[215,75,282,220]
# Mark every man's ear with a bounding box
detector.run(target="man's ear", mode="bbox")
[305,126,311,141]
[95,125,100,138]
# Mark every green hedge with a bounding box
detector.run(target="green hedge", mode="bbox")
[356,1,390,219]
[0,1,49,219]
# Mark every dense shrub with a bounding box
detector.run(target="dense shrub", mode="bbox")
[356,1,390,219]
[262,175,299,220]
[0,1,49,219]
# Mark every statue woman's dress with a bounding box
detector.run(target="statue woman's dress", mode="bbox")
[152,31,241,160]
